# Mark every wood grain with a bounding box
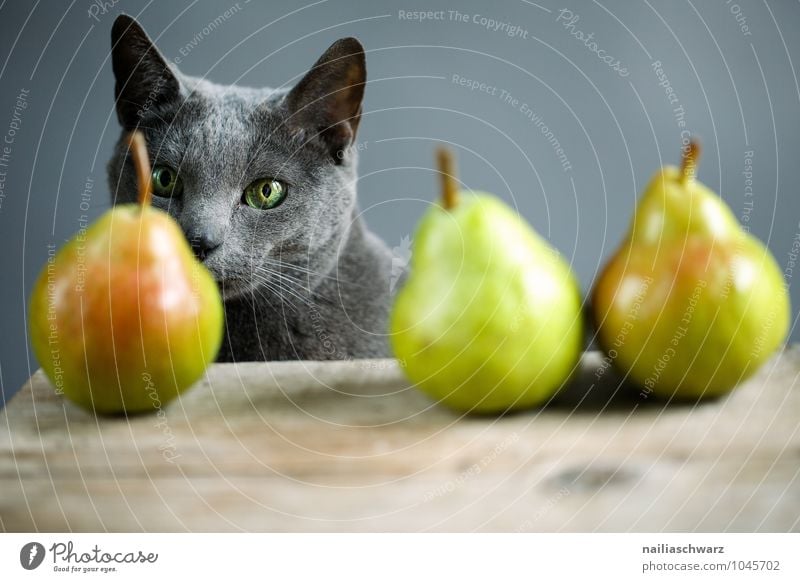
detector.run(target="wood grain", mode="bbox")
[1,350,798,532]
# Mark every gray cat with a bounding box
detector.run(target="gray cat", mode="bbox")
[107,15,395,361]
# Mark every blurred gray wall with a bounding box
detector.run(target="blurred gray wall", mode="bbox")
[1,0,799,405]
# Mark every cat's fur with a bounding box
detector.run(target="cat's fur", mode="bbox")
[107,15,395,361]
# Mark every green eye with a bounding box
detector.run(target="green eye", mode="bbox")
[244,178,287,210]
[151,165,183,197]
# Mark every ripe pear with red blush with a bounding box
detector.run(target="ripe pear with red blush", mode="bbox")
[592,141,789,399]
[28,131,223,414]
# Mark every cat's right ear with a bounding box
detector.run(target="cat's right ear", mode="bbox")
[111,15,180,129]
[285,38,366,163]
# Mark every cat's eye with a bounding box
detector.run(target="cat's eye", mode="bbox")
[151,165,183,197]
[243,178,287,210]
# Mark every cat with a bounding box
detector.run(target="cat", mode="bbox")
[107,15,397,361]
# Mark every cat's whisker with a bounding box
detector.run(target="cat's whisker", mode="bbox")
[251,277,302,314]
[275,281,317,310]
[260,258,333,280]
[254,291,297,315]
[252,265,307,290]
[249,288,282,318]
[268,279,315,308]
[259,257,371,290]
[259,268,313,292]
[253,266,322,300]
[250,271,317,311]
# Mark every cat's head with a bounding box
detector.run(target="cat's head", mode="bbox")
[107,15,366,300]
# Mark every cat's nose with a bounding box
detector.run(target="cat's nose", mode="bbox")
[189,233,221,261]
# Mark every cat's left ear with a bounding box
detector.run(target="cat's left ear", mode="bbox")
[285,38,366,162]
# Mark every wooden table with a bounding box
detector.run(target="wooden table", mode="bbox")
[1,349,798,532]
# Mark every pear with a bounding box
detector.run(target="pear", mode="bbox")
[592,141,789,399]
[28,131,224,414]
[390,148,584,413]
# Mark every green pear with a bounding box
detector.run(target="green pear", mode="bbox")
[28,131,224,414]
[592,141,790,398]
[390,148,584,413]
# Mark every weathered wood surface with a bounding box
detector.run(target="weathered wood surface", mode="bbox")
[1,349,798,532]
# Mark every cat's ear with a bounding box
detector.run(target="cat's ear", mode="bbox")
[111,14,180,129]
[285,38,366,162]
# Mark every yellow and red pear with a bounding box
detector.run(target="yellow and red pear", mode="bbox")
[29,131,223,414]
[592,141,789,399]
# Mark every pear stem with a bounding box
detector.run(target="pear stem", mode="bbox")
[436,147,459,210]
[680,139,701,184]
[127,130,152,209]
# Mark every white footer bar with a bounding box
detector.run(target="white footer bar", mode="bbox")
[1,533,797,580]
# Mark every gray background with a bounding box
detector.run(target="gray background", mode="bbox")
[1,0,798,406]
